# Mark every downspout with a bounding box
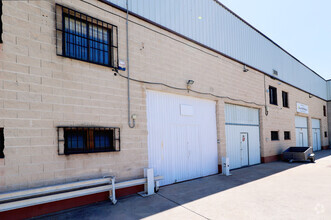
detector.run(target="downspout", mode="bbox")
[264,74,269,116]
[126,0,135,128]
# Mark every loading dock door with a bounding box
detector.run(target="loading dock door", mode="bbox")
[295,116,308,147]
[312,119,321,151]
[146,91,218,186]
[225,104,261,170]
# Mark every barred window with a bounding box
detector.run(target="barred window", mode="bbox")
[56,4,118,68]
[57,127,120,155]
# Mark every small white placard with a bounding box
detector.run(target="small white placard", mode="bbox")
[297,103,309,114]
[180,104,194,116]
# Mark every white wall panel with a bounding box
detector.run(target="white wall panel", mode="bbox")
[312,129,321,151]
[295,116,308,147]
[225,104,259,125]
[295,116,308,128]
[295,128,308,147]
[225,104,260,169]
[225,125,260,169]
[312,118,321,129]
[146,90,218,186]
[105,0,327,99]
[312,119,321,151]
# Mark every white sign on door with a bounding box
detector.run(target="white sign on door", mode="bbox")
[180,104,194,116]
[297,103,309,114]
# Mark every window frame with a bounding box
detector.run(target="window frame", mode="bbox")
[282,91,289,108]
[56,4,118,69]
[284,131,291,140]
[325,132,328,138]
[93,129,115,151]
[271,131,279,141]
[323,105,326,117]
[64,129,87,154]
[269,86,278,105]
[58,127,120,155]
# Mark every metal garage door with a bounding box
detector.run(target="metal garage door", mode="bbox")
[225,104,261,170]
[146,91,218,186]
[312,119,321,151]
[295,116,308,147]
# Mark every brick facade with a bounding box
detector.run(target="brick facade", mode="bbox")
[0,0,328,193]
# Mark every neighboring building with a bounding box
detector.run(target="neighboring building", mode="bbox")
[327,80,331,145]
[0,0,330,217]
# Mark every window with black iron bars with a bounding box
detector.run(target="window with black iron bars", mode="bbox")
[58,127,120,155]
[55,4,118,68]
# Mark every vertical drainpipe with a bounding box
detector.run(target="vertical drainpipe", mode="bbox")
[264,74,268,116]
[126,0,135,128]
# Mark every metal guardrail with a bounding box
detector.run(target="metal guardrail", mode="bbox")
[0,175,163,212]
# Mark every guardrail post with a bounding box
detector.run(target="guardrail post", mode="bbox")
[144,168,155,196]
[222,157,231,176]
[109,176,117,204]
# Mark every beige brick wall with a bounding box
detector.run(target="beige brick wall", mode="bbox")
[0,0,328,192]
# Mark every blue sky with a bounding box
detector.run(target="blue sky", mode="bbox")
[218,0,331,80]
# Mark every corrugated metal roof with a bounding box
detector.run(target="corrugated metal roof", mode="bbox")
[103,0,328,100]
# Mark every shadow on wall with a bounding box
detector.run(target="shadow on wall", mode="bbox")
[35,150,331,220]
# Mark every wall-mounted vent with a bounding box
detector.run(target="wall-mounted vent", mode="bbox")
[273,69,278,76]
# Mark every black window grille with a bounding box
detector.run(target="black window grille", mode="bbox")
[271,131,279,141]
[0,128,4,158]
[55,4,118,68]
[284,131,291,140]
[282,91,289,108]
[269,86,278,105]
[57,127,120,155]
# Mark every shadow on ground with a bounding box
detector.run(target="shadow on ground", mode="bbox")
[34,150,331,220]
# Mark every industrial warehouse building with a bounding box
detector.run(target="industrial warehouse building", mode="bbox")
[0,0,330,217]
